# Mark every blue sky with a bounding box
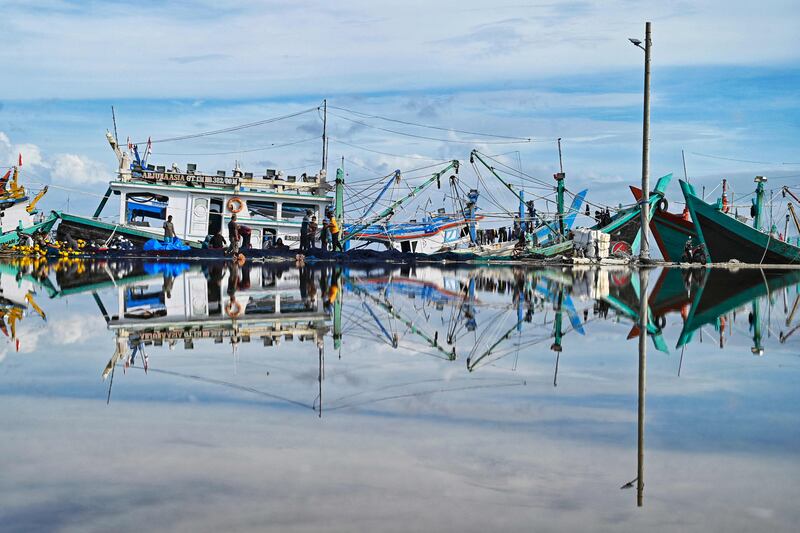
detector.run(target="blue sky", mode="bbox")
[1,0,799,220]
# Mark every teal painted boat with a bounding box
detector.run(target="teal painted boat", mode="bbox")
[0,211,61,246]
[56,212,203,249]
[530,173,674,258]
[630,186,696,261]
[680,180,800,264]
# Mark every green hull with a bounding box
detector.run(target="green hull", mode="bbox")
[631,185,696,261]
[680,181,800,264]
[0,211,61,246]
[652,215,695,262]
[56,212,203,249]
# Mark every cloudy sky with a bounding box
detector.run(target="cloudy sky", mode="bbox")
[1,0,799,218]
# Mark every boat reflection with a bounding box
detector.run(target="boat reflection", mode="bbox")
[1,259,797,375]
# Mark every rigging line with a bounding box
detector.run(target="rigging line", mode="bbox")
[476,150,554,189]
[328,110,532,145]
[343,158,382,174]
[689,152,800,166]
[473,163,512,215]
[328,104,531,141]
[135,107,319,144]
[155,136,320,156]
[329,137,452,161]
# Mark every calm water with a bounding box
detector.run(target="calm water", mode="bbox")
[1,260,798,532]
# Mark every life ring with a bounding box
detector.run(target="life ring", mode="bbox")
[227,197,244,213]
[226,300,243,318]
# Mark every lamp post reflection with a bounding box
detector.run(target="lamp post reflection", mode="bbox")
[637,267,649,507]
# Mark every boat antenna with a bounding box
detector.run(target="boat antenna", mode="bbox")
[681,149,689,184]
[322,99,328,172]
[111,105,119,146]
[557,137,564,174]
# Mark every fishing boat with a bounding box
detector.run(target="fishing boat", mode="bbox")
[0,160,59,246]
[56,132,333,250]
[342,162,484,254]
[630,185,696,261]
[528,173,674,259]
[465,150,589,258]
[680,177,800,264]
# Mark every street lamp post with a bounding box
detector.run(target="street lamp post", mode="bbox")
[630,22,652,261]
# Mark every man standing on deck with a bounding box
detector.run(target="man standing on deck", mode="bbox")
[329,213,343,252]
[300,211,310,251]
[308,215,318,249]
[227,214,239,254]
[321,215,330,251]
[163,215,176,243]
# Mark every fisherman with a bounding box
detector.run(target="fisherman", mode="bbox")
[308,215,318,249]
[329,213,343,251]
[163,215,176,243]
[238,224,252,250]
[321,215,330,251]
[209,231,227,249]
[227,214,239,254]
[300,211,311,251]
[273,238,289,250]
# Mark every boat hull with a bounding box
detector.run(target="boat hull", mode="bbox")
[0,211,61,246]
[56,212,203,248]
[681,181,800,264]
[630,186,696,261]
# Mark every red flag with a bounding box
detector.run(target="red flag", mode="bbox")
[127,136,133,151]
[18,153,22,166]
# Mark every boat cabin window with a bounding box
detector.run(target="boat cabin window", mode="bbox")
[208,198,224,235]
[282,202,317,220]
[126,193,169,226]
[247,200,278,219]
[262,229,277,248]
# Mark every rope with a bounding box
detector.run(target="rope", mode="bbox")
[328,111,531,145]
[135,107,319,144]
[328,105,531,141]
[156,136,319,156]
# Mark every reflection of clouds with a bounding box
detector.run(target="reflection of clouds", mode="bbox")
[2,395,799,532]
[5,313,107,356]
[2,266,800,529]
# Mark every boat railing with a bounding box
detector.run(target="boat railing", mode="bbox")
[125,164,330,195]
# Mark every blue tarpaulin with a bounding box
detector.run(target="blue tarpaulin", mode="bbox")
[142,237,191,252]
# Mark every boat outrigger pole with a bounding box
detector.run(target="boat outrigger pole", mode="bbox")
[363,170,402,219]
[470,150,562,239]
[342,160,459,244]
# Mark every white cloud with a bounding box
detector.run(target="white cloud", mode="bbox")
[0,131,48,170]
[0,131,110,186]
[0,0,798,99]
[50,153,110,185]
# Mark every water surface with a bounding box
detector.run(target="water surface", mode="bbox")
[1,260,798,532]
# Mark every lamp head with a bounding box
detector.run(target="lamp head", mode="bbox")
[629,38,642,46]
